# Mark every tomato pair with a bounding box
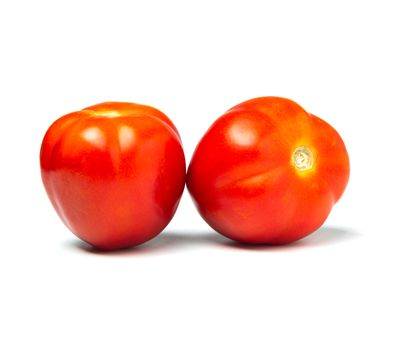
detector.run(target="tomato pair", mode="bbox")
[40,97,349,250]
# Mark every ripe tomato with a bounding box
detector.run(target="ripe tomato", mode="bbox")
[40,102,186,250]
[187,97,350,244]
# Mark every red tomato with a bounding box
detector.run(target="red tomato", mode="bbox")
[40,102,186,250]
[187,97,350,244]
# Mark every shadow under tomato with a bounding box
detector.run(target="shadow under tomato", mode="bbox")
[221,226,361,251]
[63,225,360,256]
[63,230,228,256]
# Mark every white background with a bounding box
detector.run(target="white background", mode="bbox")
[1,0,399,349]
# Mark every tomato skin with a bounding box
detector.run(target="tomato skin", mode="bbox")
[40,102,186,250]
[187,97,350,244]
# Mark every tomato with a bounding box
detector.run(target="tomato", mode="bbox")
[187,97,350,244]
[40,102,186,250]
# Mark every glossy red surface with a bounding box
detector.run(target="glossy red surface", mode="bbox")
[187,97,350,244]
[41,102,186,250]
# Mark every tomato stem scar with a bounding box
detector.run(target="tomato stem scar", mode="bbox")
[92,110,121,117]
[292,146,314,171]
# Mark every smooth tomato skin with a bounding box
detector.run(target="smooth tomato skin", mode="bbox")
[187,97,350,244]
[40,102,186,250]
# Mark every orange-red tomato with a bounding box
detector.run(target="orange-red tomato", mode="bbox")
[40,102,186,250]
[187,97,350,244]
